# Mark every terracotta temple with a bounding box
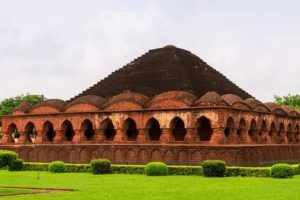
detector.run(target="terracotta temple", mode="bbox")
[1,45,300,166]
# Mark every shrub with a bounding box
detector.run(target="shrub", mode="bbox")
[202,160,226,177]
[225,167,270,177]
[90,159,111,174]
[145,162,168,176]
[48,161,66,173]
[168,166,202,176]
[0,150,18,168]
[8,159,23,171]
[22,162,49,171]
[271,163,294,178]
[112,165,145,174]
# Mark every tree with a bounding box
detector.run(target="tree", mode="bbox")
[274,94,300,110]
[0,94,45,115]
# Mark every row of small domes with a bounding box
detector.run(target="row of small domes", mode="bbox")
[12,91,300,117]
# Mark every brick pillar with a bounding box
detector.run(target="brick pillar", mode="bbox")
[72,129,83,143]
[35,129,43,144]
[94,129,106,142]
[210,127,225,144]
[243,130,253,144]
[137,129,148,143]
[54,130,63,143]
[160,128,172,143]
[114,129,125,142]
[184,128,197,143]
[18,131,26,144]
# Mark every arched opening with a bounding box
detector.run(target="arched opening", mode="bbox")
[170,117,187,141]
[278,123,285,144]
[295,125,300,143]
[101,119,116,141]
[237,118,246,137]
[61,120,75,142]
[146,118,162,141]
[269,122,276,143]
[248,119,257,141]
[287,124,293,143]
[24,122,36,143]
[259,120,267,143]
[81,119,95,141]
[7,123,17,143]
[224,117,234,138]
[123,118,138,141]
[42,121,55,142]
[196,117,212,141]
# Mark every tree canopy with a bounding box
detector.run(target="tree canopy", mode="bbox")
[274,94,300,110]
[0,94,45,115]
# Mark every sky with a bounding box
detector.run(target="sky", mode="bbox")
[0,0,300,102]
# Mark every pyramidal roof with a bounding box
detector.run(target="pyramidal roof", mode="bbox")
[71,45,252,100]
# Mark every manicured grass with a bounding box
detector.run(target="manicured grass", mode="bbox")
[0,171,300,200]
[0,188,34,196]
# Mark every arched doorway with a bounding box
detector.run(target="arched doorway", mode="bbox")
[24,122,36,143]
[224,117,234,138]
[42,121,55,142]
[259,120,267,143]
[61,120,75,142]
[146,118,162,141]
[101,119,116,141]
[248,119,257,142]
[81,119,95,141]
[170,117,186,141]
[196,117,212,141]
[123,118,138,141]
[7,123,17,143]
[287,124,293,143]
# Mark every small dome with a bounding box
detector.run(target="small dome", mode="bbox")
[12,101,32,114]
[103,92,149,109]
[194,91,225,106]
[148,91,197,107]
[32,99,66,111]
[221,94,243,105]
[264,102,287,116]
[244,98,263,108]
[64,95,107,110]
[281,105,300,117]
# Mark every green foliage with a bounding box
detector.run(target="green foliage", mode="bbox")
[8,159,23,171]
[225,167,270,177]
[48,161,66,173]
[66,164,92,173]
[0,150,18,168]
[0,93,44,115]
[274,94,300,110]
[111,165,145,174]
[168,166,202,175]
[22,162,49,171]
[202,160,226,177]
[90,159,111,174]
[271,164,294,178]
[145,162,168,176]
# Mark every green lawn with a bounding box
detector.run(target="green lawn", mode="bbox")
[0,188,33,196]
[0,171,300,200]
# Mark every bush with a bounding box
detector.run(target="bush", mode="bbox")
[112,165,144,174]
[90,159,111,174]
[225,167,270,177]
[8,159,23,171]
[202,160,226,177]
[168,166,202,176]
[22,162,49,171]
[48,161,66,173]
[0,150,18,168]
[145,162,168,176]
[271,163,294,178]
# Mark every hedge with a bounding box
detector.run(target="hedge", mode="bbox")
[145,162,168,176]
[90,159,111,174]
[202,160,226,177]
[0,150,18,168]
[271,164,294,178]
[48,161,66,173]
[18,162,300,178]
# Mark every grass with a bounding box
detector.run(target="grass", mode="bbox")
[0,171,300,200]
[0,188,33,196]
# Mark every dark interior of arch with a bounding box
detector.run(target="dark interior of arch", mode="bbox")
[124,119,138,141]
[62,121,75,141]
[237,119,246,136]
[197,117,212,141]
[147,118,162,141]
[287,125,293,142]
[82,120,95,141]
[259,121,267,136]
[43,122,55,142]
[248,120,256,138]
[224,118,234,137]
[171,117,187,141]
[103,120,116,141]
[7,123,17,143]
[25,123,35,143]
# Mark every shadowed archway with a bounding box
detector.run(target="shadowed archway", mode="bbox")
[81,119,95,141]
[42,121,55,142]
[170,117,186,141]
[61,120,75,142]
[123,118,138,141]
[196,117,212,141]
[101,119,116,141]
[146,118,162,141]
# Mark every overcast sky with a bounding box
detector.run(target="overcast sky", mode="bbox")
[0,0,299,102]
